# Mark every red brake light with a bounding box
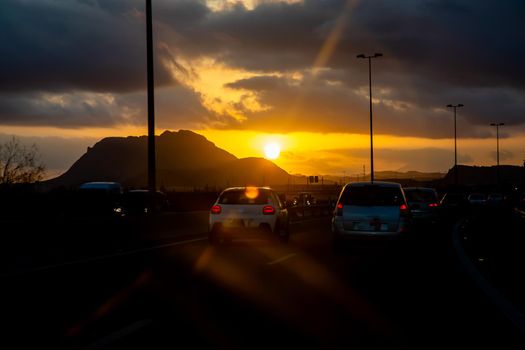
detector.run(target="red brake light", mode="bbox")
[400,204,408,211]
[335,203,343,216]
[211,205,221,214]
[428,203,439,207]
[263,205,275,215]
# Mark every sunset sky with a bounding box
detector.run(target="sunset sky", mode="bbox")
[1,0,524,178]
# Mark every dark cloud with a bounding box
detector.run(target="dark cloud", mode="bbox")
[220,74,513,138]
[1,0,524,137]
[0,86,215,128]
[170,0,525,134]
[0,92,122,127]
[0,0,185,93]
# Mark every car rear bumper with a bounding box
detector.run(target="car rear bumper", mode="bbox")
[332,227,407,241]
[210,222,276,237]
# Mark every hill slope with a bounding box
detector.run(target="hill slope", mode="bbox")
[47,130,291,188]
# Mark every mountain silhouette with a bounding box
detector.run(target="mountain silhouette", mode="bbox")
[47,130,292,189]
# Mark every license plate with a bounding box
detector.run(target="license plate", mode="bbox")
[227,219,244,227]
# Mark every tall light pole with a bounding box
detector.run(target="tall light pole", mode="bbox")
[357,53,382,183]
[447,104,463,185]
[146,0,156,197]
[490,122,504,185]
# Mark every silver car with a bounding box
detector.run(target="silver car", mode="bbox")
[332,182,411,244]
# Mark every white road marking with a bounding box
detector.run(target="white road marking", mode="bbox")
[266,253,297,266]
[2,237,208,278]
[83,319,153,350]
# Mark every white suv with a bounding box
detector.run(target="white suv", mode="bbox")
[332,182,411,245]
[209,187,289,244]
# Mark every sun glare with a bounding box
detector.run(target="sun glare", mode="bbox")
[264,142,281,160]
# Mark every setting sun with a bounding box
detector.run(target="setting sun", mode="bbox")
[264,142,281,160]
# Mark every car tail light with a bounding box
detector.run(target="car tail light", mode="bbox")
[335,202,343,216]
[210,205,221,214]
[428,203,439,207]
[263,205,276,215]
[400,204,410,217]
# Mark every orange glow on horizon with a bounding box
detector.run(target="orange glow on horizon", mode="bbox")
[2,125,524,176]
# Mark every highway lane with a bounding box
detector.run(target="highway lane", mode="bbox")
[2,216,524,349]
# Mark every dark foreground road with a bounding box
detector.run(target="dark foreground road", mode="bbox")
[2,215,524,349]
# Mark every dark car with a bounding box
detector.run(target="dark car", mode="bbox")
[404,187,440,222]
[122,190,169,216]
[72,182,125,219]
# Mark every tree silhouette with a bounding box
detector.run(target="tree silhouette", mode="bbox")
[0,137,45,184]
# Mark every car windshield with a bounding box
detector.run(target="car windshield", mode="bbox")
[405,189,437,202]
[219,189,270,205]
[339,186,404,206]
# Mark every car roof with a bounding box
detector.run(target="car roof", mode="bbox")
[79,182,122,189]
[404,187,436,192]
[222,186,272,191]
[346,181,402,188]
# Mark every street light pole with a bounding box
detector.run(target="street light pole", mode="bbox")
[447,104,463,185]
[146,0,156,197]
[357,53,382,183]
[490,122,504,185]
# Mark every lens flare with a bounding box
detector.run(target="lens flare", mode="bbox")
[245,186,259,199]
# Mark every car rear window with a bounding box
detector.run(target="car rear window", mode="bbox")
[339,186,404,206]
[219,189,270,205]
[405,190,437,202]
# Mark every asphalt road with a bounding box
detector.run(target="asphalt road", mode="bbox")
[2,214,524,349]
